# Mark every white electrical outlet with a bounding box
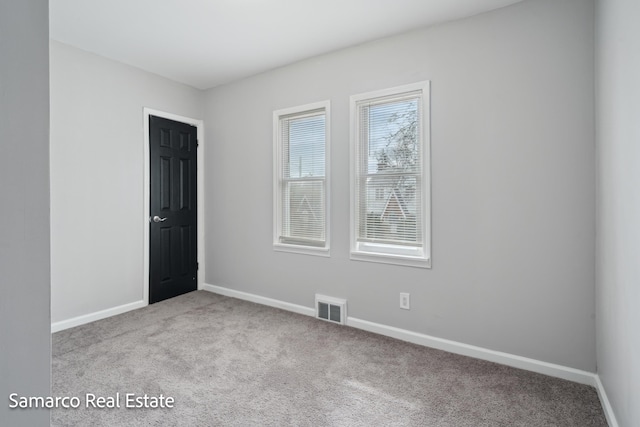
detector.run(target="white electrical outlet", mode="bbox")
[400,293,410,310]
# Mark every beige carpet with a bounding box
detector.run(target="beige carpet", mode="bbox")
[52,291,607,426]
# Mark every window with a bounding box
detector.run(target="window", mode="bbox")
[273,101,330,256]
[350,82,431,268]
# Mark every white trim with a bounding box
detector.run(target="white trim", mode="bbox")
[272,100,331,257]
[203,283,315,317]
[202,283,597,387]
[346,317,596,386]
[51,300,145,333]
[349,81,431,268]
[143,108,205,304]
[350,249,431,268]
[273,244,331,257]
[594,375,620,427]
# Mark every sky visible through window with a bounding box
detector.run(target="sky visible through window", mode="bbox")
[287,114,325,178]
[366,99,418,174]
[286,100,417,178]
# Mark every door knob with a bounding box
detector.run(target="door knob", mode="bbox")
[152,216,167,223]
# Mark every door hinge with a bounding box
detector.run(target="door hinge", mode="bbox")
[197,262,199,270]
[197,140,199,147]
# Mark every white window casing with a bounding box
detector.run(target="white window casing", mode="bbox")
[273,101,330,256]
[350,82,431,268]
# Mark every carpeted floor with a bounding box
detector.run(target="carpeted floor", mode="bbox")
[52,291,607,426]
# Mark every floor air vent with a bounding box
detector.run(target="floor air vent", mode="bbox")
[315,294,346,325]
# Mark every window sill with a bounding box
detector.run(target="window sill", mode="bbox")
[350,249,431,268]
[274,243,330,258]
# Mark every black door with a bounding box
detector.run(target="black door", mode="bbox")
[149,115,198,304]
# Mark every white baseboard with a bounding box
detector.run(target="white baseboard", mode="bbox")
[51,300,146,333]
[203,283,597,387]
[594,375,619,427]
[347,316,596,386]
[203,283,315,317]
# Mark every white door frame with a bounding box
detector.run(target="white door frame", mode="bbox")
[143,107,205,305]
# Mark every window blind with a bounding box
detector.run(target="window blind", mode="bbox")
[355,93,422,247]
[278,109,326,246]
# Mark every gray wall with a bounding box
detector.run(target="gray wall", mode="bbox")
[0,1,51,425]
[596,0,640,425]
[204,0,596,371]
[50,41,203,324]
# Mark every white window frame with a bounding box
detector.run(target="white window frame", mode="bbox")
[273,100,330,256]
[350,82,431,268]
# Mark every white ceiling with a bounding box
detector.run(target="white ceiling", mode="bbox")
[50,0,523,90]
